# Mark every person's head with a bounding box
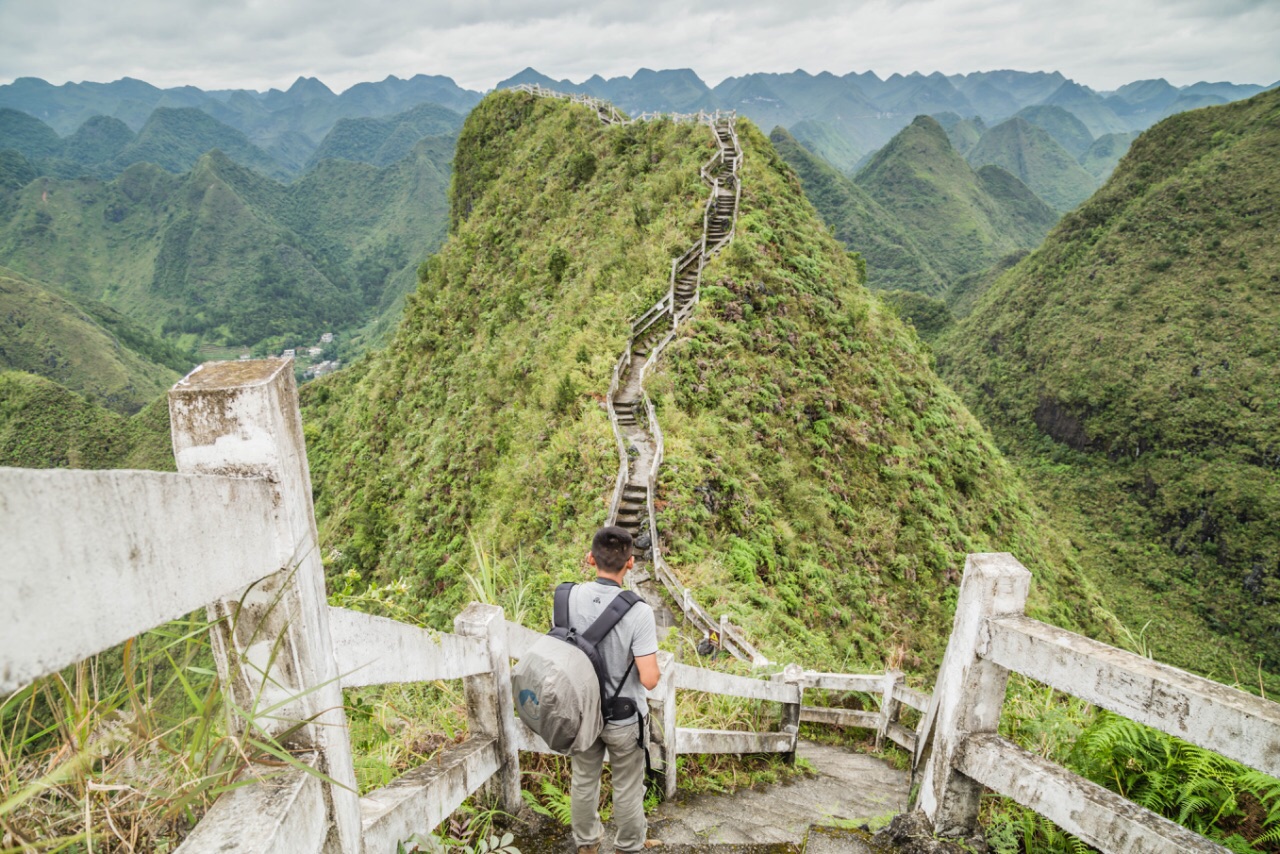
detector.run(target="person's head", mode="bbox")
[588,525,634,576]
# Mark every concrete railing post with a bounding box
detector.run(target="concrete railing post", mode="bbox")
[168,359,362,854]
[876,670,902,750]
[648,650,678,801]
[780,663,803,766]
[455,603,521,812]
[918,553,1031,836]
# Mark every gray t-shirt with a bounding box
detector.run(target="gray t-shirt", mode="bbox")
[567,580,658,726]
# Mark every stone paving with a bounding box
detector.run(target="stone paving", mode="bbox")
[517,741,908,854]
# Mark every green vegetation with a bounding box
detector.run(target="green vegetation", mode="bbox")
[1079,131,1139,181]
[1015,104,1095,158]
[0,137,452,354]
[0,371,174,470]
[877,289,953,340]
[303,90,1106,674]
[788,119,866,173]
[932,112,986,157]
[769,127,945,293]
[309,102,465,167]
[0,616,267,850]
[938,87,1280,678]
[966,117,1098,212]
[851,116,1057,293]
[945,250,1029,321]
[0,265,182,412]
[985,678,1280,853]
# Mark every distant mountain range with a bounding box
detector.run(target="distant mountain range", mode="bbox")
[497,67,1275,166]
[0,135,454,352]
[0,74,479,171]
[1,69,1272,181]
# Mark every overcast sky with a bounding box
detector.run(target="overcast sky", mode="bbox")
[1,0,1277,94]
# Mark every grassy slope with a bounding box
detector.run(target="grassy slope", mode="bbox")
[0,266,178,413]
[938,89,1280,684]
[769,127,945,294]
[0,370,174,470]
[854,116,1058,291]
[303,91,1105,673]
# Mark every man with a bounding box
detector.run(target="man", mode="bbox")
[569,526,662,854]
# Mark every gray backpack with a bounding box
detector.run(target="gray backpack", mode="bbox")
[512,582,640,754]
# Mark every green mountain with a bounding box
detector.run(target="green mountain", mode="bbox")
[788,119,865,173]
[854,116,1058,291]
[1078,131,1139,181]
[769,126,945,294]
[0,139,452,352]
[1014,104,1094,157]
[1043,81,1130,137]
[0,370,174,470]
[62,115,135,166]
[966,117,1099,212]
[0,266,182,412]
[109,107,288,179]
[937,88,1280,674]
[301,90,1101,669]
[932,112,987,156]
[0,107,63,160]
[308,102,464,167]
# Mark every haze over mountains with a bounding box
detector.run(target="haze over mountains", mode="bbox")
[2,68,1272,180]
[499,67,1274,167]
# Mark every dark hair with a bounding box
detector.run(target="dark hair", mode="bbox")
[592,526,633,573]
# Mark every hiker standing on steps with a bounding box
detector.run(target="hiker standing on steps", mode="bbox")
[570,526,663,854]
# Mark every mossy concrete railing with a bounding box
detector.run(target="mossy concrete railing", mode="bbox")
[916,553,1280,852]
[5,365,1277,851]
[1,358,923,852]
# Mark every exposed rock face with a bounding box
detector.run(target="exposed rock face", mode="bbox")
[1033,395,1091,451]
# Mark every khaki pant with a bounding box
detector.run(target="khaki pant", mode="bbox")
[571,720,647,851]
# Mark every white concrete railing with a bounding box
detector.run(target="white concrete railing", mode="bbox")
[503,622,922,801]
[0,361,525,854]
[11,373,1275,852]
[917,553,1280,853]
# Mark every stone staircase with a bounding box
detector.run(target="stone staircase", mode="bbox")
[514,741,906,854]
[609,116,740,563]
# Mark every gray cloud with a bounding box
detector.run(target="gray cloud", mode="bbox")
[0,0,1276,93]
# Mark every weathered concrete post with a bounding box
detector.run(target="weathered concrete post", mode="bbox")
[875,670,902,750]
[780,663,804,766]
[168,359,362,854]
[455,603,522,812]
[648,650,678,801]
[918,553,1031,836]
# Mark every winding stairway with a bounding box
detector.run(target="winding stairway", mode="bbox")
[510,83,762,661]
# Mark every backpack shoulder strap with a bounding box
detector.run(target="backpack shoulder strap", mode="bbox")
[581,590,641,646]
[553,582,576,630]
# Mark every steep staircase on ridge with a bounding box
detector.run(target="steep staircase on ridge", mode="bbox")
[511,84,757,658]
[608,116,740,566]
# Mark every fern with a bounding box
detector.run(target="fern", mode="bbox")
[521,780,573,826]
[1065,711,1280,852]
